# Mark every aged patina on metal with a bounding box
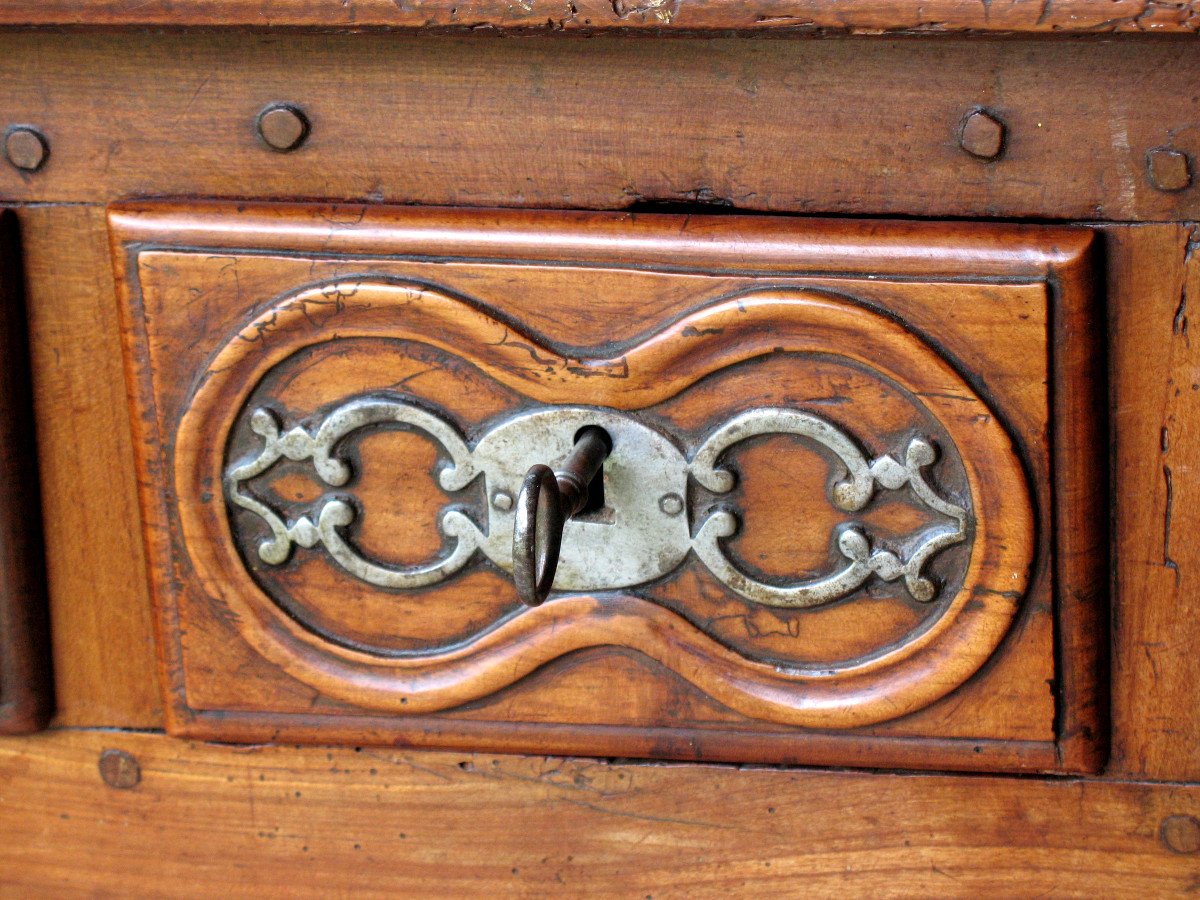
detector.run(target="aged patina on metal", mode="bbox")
[512,424,612,606]
[225,398,970,610]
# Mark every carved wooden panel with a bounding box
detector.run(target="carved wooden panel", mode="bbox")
[111,202,1104,772]
[0,209,52,734]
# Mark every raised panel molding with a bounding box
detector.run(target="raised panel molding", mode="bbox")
[111,202,1105,773]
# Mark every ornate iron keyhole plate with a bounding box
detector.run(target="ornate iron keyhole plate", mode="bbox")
[227,400,970,608]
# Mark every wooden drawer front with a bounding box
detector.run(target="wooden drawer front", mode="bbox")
[111,203,1104,773]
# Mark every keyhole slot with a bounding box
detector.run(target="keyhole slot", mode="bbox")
[578,470,606,517]
[572,426,613,522]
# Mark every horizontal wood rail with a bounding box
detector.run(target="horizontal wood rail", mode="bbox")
[0,0,1197,35]
[1,729,1198,895]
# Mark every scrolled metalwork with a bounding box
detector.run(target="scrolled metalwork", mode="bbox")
[225,397,970,608]
[691,416,968,607]
[225,399,483,588]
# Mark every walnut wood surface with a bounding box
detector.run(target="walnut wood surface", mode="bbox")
[1110,224,1200,782]
[176,284,1034,728]
[1,729,1199,896]
[0,35,1197,223]
[0,210,51,734]
[0,18,1188,888]
[110,201,1103,772]
[0,0,1195,33]
[16,205,160,729]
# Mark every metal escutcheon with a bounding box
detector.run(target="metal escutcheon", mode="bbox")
[228,399,969,611]
[475,409,692,602]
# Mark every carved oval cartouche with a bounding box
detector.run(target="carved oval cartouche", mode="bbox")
[177,278,1034,728]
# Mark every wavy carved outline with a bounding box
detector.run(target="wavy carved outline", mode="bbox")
[174,278,1034,728]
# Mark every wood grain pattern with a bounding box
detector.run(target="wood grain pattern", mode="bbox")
[1050,218,1108,773]
[1,729,1199,897]
[16,205,160,729]
[0,35,1197,223]
[0,18,1188,890]
[0,210,51,734]
[174,282,1034,727]
[1110,223,1200,782]
[111,201,1104,772]
[0,0,1195,33]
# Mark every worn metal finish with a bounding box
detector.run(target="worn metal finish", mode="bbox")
[659,493,684,517]
[4,125,47,171]
[471,408,690,591]
[691,411,969,607]
[1147,147,1193,192]
[958,109,1005,160]
[97,749,140,790]
[226,401,691,593]
[256,103,309,152]
[512,464,566,607]
[512,426,611,606]
[1160,815,1200,855]
[225,400,483,589]
[225,398,971,607]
